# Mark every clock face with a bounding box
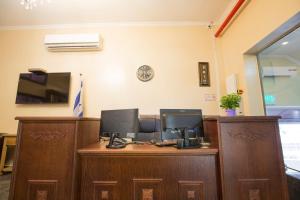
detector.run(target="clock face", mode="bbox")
[136,65,154,82]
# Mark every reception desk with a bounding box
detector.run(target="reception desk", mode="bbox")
[79,142,219,200]
[9,116,289,200]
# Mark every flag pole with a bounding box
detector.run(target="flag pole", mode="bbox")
[73,73,84,118]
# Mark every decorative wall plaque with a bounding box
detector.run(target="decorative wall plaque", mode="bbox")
[137,65,154,82]
[198,62,210,87]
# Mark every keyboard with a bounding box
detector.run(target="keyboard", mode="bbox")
[155,141,177,147]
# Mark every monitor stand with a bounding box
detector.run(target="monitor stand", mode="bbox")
[106,133,127,149]
[176,128,201,149]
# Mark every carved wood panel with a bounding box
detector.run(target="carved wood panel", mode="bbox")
[12,121,77,200]
[220,121,287,200]
[36,190,48,200]
[28,130,67,142]
[9,119,100,200]
[249,189,261,200]
[178,181,204,200]
[80,151,219,199]
[133,178,163,200]
[226,127,267,142]
[239,179,270,200]
[27,180,57,200]
[142,189,153,200]
[93,181,118,200]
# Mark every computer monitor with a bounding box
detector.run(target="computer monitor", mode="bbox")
[100,108,139,138]
[160,109,204,140]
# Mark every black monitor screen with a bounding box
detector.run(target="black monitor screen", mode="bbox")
[16,72,71,104]
[100,108,139,138]
[160,109,204,140]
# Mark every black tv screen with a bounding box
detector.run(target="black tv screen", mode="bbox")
[16,72,71,104]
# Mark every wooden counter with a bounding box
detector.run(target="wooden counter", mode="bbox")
[78,142,218,156]
[9,116,288,200]
[79,142,219,200]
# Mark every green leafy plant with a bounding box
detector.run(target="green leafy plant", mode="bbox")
[220,93,241,110]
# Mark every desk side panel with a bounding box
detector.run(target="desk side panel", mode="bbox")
[203,119,219,148]
[76,120,100,149]
[219,120,288,200]
[9,120,77,200]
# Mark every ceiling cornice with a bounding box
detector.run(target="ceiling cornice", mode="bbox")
[0,21,210,31]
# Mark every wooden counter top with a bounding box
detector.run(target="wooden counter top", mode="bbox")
[15,116,99,121]
[78,142,218,156]
[15,115,280,122]
[204,115,280,122]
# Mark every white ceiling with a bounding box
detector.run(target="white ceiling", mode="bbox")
[0,0,232,27]
[260,27,300,64]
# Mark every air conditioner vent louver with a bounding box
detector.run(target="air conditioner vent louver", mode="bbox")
[44,34,102,52]
[262,66,298,77]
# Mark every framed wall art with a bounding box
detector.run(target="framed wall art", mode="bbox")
[198,62,210,87]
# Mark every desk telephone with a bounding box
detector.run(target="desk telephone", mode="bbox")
[156,128,209,149]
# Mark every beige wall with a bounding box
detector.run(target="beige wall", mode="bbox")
[0,26,219,133]
[216,0,300,115]
[1,0,299,133]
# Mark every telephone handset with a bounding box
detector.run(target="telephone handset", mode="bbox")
[106,133,127,149]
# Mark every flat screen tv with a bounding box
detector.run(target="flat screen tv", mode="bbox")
[16,72,71,104]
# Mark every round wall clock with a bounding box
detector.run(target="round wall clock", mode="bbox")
[136,65,154,82]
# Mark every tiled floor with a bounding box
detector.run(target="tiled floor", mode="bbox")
[287,172,300,200]
[0,174,10,200]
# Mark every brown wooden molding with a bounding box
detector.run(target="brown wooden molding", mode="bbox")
[15,116,99,121]
[227,129,267,141]
[28,131,67,142]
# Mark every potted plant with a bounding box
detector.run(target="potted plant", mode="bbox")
[220,93,241,116]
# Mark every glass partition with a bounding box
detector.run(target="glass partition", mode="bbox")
[258,26,300,172]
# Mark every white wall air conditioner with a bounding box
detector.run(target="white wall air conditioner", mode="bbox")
[262,66,298,77]
[44,34,102,52]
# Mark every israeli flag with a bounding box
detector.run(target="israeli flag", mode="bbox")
[73,76,83,118]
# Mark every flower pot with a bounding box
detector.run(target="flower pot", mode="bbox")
[225,109,236,116]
